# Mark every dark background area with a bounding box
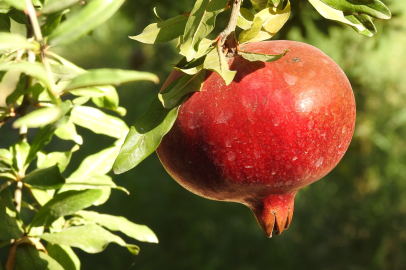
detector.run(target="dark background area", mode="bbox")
[2,0,406,269]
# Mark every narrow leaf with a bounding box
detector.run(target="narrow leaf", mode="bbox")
[10,140,30,172]
[43,0,80,13]
[37,150,74,173]
[0,62,52,90]
[30,188,54,206]
[113,98,180,174]
[237,8,255,30]
[345,13,377,36]
[3,0,25,10]
[320,0,391,19]
[250,0,270,12]
[203,46,236,85]
[39,223,140,254]
[30,189,103,228]
[54,120,83,145]
[22,165,65,190]
[239,49,288,62]
[70,106,129,139]
[48,0,125,45]
[0,189,24,240]
[12,107,63,129]
[180,0,229,61]
[158,70,206,108]
[77,210,158,243]
[130,14,189,44]
[47,244,80,270]
[64,69,158,91]
[60,174,127,194]
[15,244,64,270]
[238,16,263,44]
[0,33,38,51]
[256,0,291,35]
[0,14,11,32]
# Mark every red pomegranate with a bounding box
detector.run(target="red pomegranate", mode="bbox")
[156,41,356,237]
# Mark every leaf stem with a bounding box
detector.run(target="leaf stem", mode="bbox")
[0,180,14,193]
[218,0,242,47]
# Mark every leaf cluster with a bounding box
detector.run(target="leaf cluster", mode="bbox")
[0,0,159,268]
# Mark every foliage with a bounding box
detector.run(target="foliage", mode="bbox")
[0,0,158,268]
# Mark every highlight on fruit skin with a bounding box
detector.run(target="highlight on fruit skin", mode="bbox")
[157,40,356,237]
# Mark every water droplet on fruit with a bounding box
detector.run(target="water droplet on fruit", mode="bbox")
[254,149,261,159]
[272,117,280,126]
[283,73,298,85]
[342,126,346,133]
[188,119,196,129]
[227,152,236,161]
[315,157,324,167]
[225,139,232,148]
[271,170,276,175]
[308,121,314,129]
[292,156,298,161]
[245,165,254,169]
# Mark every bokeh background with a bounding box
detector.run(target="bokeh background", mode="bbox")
[2,0,406,269]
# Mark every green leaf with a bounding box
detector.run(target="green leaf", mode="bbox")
[29,189,103,228]
[48,0,125,45]
[39,223,140,254]
[203,45,236,85]
[12,107,63,129]
[91,86,123,114]
[70,106,129,139]
[238,16,263,44]
[255,0,291,35]
[237,7,255,30]
[30,188,54,206]
[47,244,80,270]
[0,33,38,51]
[42,0,79,13]
[319,0,391,19]
[239,49,289,62]
[0,2,11,13]
[10,140,30,173]
[250,0,268,12]
[22,165,65,190]
[42,11,70,37]
[0,62,52,90]
[37,149,75,173]
[3,0,25,10]
[54,120,83,145]
[130,14,189,44]
[77,210,158,243]
[0,148,12,166]
[345,13,377,36]
[0,188,24,240]
[68,87,105,98]
[64,69,158,91]
[5,72,26,106]
[180,0,229,61]
[153,7,163,22]
[113,97,180,174]
[15,244,64,270]
[0,14,10,32]
[8,9,28,24]
[158,70,206,109]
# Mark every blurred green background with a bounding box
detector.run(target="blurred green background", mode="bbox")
[2,0,406,269]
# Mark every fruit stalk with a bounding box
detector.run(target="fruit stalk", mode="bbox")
[219,0,242,47]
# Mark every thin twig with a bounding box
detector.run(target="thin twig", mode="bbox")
[0,180,14,193]
[218,0,242,47]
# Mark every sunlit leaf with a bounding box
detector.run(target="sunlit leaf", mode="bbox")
[237,7,255,30]
[64,69,159,91]
[180,0,229,61]
[15,244,64,270]
[37,148,75,173]
[39,223,140,254]
[68,87,106,98]
[42,0,80,13]
[0,62,52,90]
[0,188,24,240]
[60,174,128,195]
[77,210,158,243]
[70,106,129,139]
[345,13,377,36]
[130,14,189,44]
[113,98,180,174]
[12,107,63,129]
[30,189,103,228]
[22,165,65,190]
[255,0,290,35]
[203,45,236,85]
[239,16,263,44]
[41,10,70,37]
[0,33,38,51]
[48,0,125,45]
[54,120,83,145]
[30,188,54,206]
[159,70,206,108]
[320,0,391,19]
[47,244,80,270]
[3,0,25,10]
[10,140,30,172]
[0,2,11,13]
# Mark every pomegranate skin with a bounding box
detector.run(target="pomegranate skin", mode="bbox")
[157,41,356,237]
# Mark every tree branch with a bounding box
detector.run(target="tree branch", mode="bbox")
[218,0,242,47]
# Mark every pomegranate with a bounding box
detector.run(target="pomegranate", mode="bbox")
[156,41,356,237]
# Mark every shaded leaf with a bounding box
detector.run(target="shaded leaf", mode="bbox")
[203,45,236,85]
[0,14,11,32]
[15,244,64,270]
[0,33,38,51]
[237,7,255,30]
[130,14,188,44]
[47,244,80,270]
[239,49,288,62]
[39,223,140,254]
[180,0,229,61]
[30,189,103,228]
[64,69,158,91]
[320,0,391,19]
[42,11,70,37]
[158,70,206,108]
[22,165,65,190]
[48,0,125,45]
[77,210,158,243]
[345,13,377,36]
[70,106,129,139]
[0,188,24,240]
[12,107,63,129]
[113,97,180,174]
